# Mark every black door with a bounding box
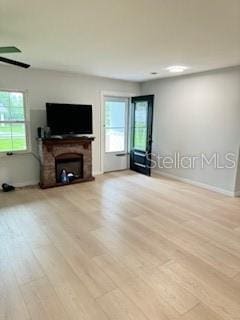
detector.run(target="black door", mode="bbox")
[130,95,154,176]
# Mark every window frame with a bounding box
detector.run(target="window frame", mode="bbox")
[0,89,31,155]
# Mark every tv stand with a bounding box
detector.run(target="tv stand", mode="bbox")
[38,136,95,189]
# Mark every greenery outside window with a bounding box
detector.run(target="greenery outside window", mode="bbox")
[0,90,29,153]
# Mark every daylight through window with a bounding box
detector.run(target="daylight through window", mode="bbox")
[0,90,28,152]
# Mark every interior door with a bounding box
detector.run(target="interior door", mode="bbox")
[104,96,129,172]
[130,95,154,176]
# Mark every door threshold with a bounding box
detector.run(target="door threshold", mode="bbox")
[103,168,130,174]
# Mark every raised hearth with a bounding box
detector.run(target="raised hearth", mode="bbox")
[38,137,94,188]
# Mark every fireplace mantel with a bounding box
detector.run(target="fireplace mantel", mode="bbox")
[38,137,95,189]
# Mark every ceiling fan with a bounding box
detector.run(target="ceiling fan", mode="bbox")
[0,46,30,69]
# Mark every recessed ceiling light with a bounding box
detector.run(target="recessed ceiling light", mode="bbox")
[166,66,188,73]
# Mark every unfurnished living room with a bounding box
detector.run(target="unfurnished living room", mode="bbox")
[0,0,240,319]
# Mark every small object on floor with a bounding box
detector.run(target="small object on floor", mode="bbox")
[2,183,15,192]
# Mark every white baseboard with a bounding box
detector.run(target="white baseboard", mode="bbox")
[14,180,39,188]
[153,169,235,197]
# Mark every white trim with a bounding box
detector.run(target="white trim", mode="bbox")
[153,169,236,197]
[13,180,39,188]
[100,90,137,173]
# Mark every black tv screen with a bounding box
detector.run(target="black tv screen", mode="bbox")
[46,103,93,135]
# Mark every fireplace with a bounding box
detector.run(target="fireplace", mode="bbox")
[55,153,83,183]
[38,137,94,188]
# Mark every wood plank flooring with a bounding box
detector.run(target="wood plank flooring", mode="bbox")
[0,170,240,320]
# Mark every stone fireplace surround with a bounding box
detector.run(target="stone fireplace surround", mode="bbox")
[38,137,94,188]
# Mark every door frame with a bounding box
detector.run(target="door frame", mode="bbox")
[100,91,137,174]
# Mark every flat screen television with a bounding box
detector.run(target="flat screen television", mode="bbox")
[46,103,93,135]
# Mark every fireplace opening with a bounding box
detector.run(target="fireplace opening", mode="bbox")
[55,153,83,183]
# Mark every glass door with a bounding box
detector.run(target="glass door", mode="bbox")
[104,96,129,172]
[130,95,154,176]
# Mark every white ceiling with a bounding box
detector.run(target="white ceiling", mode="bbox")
[1,0,240,81]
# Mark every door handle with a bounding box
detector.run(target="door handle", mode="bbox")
[116,153,128,157]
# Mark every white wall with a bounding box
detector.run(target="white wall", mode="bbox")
[0,65,139,186]
[141,67,240,195]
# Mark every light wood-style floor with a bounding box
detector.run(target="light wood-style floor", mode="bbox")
[1,171,240,320]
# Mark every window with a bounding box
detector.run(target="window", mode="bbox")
[0,90,28,153]
[105,99,127,152]
[133,101,148,151]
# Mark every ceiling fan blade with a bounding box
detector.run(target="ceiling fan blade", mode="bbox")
[0,46,21,54]
[0,56,30,68]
